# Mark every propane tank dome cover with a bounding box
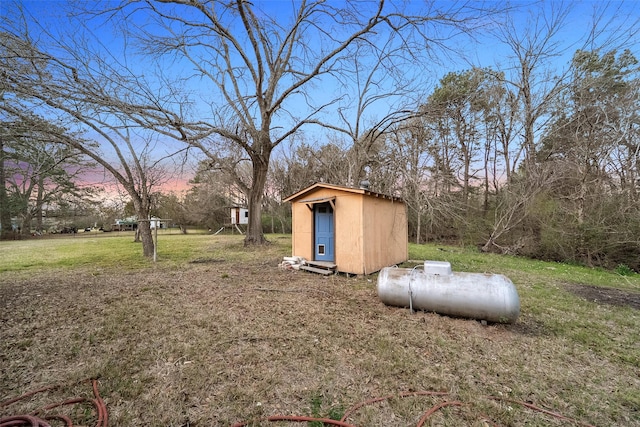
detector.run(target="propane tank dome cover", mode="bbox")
[424,260,452,275]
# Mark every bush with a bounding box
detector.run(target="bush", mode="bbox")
[615,264,636,276]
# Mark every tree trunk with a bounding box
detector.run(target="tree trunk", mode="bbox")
[132,194,154,257]
[521,63,537,173]
[483,130,491,216]
[244,153,269,246]
[0,138,12,240]
[481,234,496,253]
[138,219,154,257]
[35,175,45,232]
[20,213,32,237]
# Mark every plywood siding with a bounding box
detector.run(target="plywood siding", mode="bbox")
[362,197,408,274]
[333,192,364,274]
[291,199,313,261]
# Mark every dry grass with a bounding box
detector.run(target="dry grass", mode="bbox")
[1,235,639,426]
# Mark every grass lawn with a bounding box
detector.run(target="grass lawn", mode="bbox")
[1,232,638,426]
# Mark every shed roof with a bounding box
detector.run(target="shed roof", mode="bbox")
[284,182,403,203]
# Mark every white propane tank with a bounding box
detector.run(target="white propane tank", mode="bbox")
[377,261,520,323]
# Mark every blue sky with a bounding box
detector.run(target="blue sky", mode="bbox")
[14,0,639,120]
[7,0,640,193]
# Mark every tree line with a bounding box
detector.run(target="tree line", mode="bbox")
[256,48,639,271]
[1,1,639,271]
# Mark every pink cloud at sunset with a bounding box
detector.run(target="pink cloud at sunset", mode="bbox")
[76,164,194,202]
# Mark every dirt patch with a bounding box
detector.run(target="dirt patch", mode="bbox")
[564,283,640,310]
[188,257,226,264]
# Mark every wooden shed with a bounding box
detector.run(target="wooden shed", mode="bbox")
[284,183,408,275]
[230,206,249,225]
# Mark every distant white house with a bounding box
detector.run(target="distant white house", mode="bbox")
[230,207,249,225]
[113,217,138,231]
[112,217,167,230]
[149,217,167,229]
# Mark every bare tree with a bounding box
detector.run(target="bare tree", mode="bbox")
[384,120,434,243]
[480,168,554,253]
[84,0,498,245]
[0,136,10,238]
[491,1,574,173]
[492,1,640,173]
[0,5,187,256]
[309,32,428,188]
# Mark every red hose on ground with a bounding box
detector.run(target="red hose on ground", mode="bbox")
[3,382,597,426]
[37,397,86,412]
[0,415,50,427]
[232,390,598,427]
[415,400,464,427]
[0,379,107,427]
[340,390,449,422]
[0,387,59,409]
[92,379,108,427]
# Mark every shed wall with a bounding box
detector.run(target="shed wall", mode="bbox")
[362,197,408,274]
[290,200,313,261]
[333,192,364,274]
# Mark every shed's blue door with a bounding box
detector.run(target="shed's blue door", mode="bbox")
[314,203,334,262]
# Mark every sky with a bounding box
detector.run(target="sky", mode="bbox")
[6,0,640,200]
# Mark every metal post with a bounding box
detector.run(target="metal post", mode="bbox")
[153,218,171,263]
[153,224,158,263]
